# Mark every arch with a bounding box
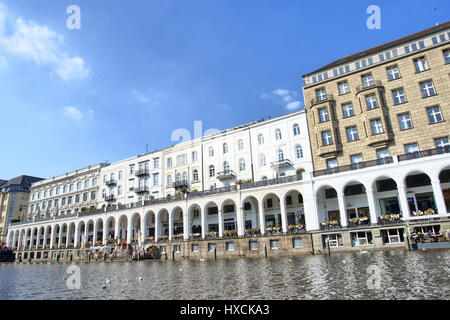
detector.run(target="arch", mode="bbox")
[118,215,128,242]
[67,222,76,247]
[315,184,340,227]
[221,199,238,235]
[261,193,282,232]
[203,201,219,236]
[130,213,142,243]
[105,216,116,242]
[95,218,104,245]
[282,189,306,229]
[44,225,52,247]
[242,195,260,233]
[171,206,184,238]
[187,203,202,238]
[144,210,156,240]
[157,208,170,239]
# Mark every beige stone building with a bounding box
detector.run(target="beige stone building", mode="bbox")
[0,176,43,243]
[302,22,450,172]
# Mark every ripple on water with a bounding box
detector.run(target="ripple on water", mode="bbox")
[0,250,448,299]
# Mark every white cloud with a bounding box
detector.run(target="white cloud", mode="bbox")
[131,90,160,106]
[261,88,303,111]
[0,4,89,81]
[63,106,84,121]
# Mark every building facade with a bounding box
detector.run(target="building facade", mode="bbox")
[5,22,450,261]
[0,176,43,243]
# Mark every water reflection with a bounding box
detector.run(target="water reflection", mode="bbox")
[0,250,448,300]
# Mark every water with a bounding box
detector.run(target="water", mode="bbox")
[0,250,448,300]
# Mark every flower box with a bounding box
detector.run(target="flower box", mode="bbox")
[205,231,217,239]
[288,224,305,232]
[223,230,237,238]
[379,213,402,224]
[321,219,341,229]
[413,208,436,216]
[173,233,184,240]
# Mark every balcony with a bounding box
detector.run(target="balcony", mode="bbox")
[398,146,450,162]
[173,180,188,189]
[188,185,238,199]
[216,170,237,181]
[134,186,149,194]
[105,179,116,187]
[313,157,393,177]
[240,174,302,190]
[310,94,335,107]
[356,80,383,95]
[134,169,149,177]
[317,143,343,158]
[105,195,116,202]
[270,159,293,169]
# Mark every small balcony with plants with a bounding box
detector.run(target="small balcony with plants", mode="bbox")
[217,170,237,181]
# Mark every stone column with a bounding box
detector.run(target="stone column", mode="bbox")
[218,209,223,238]
[200,210,205,240]
[114,219,120,240]
[397,183,411,219]
[280,198,288,233]
[102,220,107,246]
[92,223,97,245]
[155,214,160,243]
[35,230,41,250]
[127,217,132,244]
[168,212,173,241]
[259,199,266,235]
[50,227,55,249]
[366,188,378,224]
[237,207,245,237]
[303,197,320,231]
[43,228,48,249]
[431,178,447,214]
[337,192,348,227]
[74,225,79,248]
[65,227,70,248]
[183,211,189,241]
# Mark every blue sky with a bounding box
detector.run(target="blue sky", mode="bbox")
[1,0,449,180]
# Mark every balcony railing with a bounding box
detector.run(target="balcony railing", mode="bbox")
[398,146,450,162]
[270,159,293,169]
[217,170,237,181]
[310,94,335,107]
[356,80,383,94]
[240,174,302,190]
[134,169,149,177]
[313,157,393,177]
[173,180,189,189]
[134,186,149,194]
[105,179,117,187]
[145,194,185,206]
[105,195,116,202]
[188,185,238,199]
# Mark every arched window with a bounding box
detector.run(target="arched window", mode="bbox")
[259,154,266,167]
[176,173,181,182]
[296,145,303,159]
[182,172,188,182]
[167,175,172,186]
[293,124,300,136]
[277,149,284,161]
[223,161,230,172]
[238,139,244,150]
[118,186,122,195]
[167,158,172,168]
[239,159,245,171]
[258,134,264,145]
[209,147,214,157]
[209,165,215,177]
[223,143,228,154]
[275,128,282,140]
[102,189,106,199]
[118,171,122,180]
[262,176,268,180]
[192,169,199,181]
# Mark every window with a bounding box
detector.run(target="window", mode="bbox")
[362,74,374,88]
[444,49,450,64]
[76,182,81,190]
[316,88,326,101]
[84,180,89,188]
[342,103,354,118]
[327,159,338,169]
[226,242,234,251]
[366,94,378,110]
[370,119,383,135]
[323,234,343,248]
[129,165,134,175]
[293,124,300,136]
[223,161,230,172]
[167,158,172,168]
[275,128,282,140]
[209,147,214,157]
[90,191,96,201]
[392,88,407,104]
[270,240,279,250]
[209,165,215,177]
[258,134,264,145]
[338,81,349,95]
[434,137,449,148]
[191,244,199,252]
[420,81,436,98]
[208,243,216,252]
[249,240,258,251]
[382,229,404,244]
[153,174,159,186]
[277,149,284,161]
[427,106,443,124]
[82,192,88,202]
[69,184,74,192]
[377,149,390,159]
[223,143,228,154]
[239,159,246,171]
[118,172,122,181]
[259,154,266,167]
[92,178,97,187]
[56,187,60,195]
[192,151,198,163]
[351,154,363,164]
[192,170,199,181]
[346,126,359,142]
[174,245,180,253]
[153,159,159,169]
[167,175,172,187]
[318,107,329,122]
[351,231,373,246]
[404,143,419,154]
[238,139,244,150]
[295,145,303,159]
[398,113,413,130]
[404,45,410,54]
[292,237,303,248]
[322,131,333,146]
[414,57,429,72]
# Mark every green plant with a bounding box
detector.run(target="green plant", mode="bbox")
[181,187,188,194]
[296,168,305,175]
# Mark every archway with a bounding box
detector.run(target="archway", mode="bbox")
[438,166,450,213]
[204,201,219,238]
[342,181,370,226]
[242,195,260,235]
[118,215,128,242]
[144,210,156,241]
[95,219,104,245]
[157,209,170,241]
[188,204,202,239]
[404,171,435,215]
[221,199,237,237]
[171,207,184,239]
[315,185,340,229]
[261,193,281,233]
[131,213,141,244]
[283,190,306,232]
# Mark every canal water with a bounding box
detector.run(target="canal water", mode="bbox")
[0,249,448,300]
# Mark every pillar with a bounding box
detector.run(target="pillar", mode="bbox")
[366,188,378,224]
[50,227,55,249]
[200,210,205,240]
[92,223,97,245]
[218,209,223,238]
[237,207,245,237]
[397,183,411,219]
[431,178,447,214]
[337,192,348,227]
[155,214,160,242]
[259,199,266,235]
[280,198,288,233]
[183,211,189,240]
[74,225,79,248]
[127,217,132,244]
[168,212,173,241]
[304,197,320,231]
[102,220,107,245]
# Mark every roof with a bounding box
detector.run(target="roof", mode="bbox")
[303,21,450,77]
[0,180,7,187]
[1,176,44,190]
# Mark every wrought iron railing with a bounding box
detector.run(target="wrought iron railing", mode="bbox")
[313,157,393,177]
[134,169,149,177]
[105,179,117,186]
[188,185,238,199]
[240,174,302,190]
[134,186,149,194]
[310,94,335,107]
[173,180,189,188]
[398,146,450,162]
